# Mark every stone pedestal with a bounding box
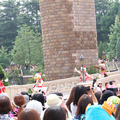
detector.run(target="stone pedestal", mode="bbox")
[40,0,98,81]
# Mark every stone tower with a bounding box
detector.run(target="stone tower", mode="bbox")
[40,0,98,81]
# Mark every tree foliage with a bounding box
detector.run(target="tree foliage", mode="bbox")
[11,25,43,67]
[0,0,41,52]
[0,46,10,68]
[0,0,20,51]
[108,15,120,60]
[95,0,120,43]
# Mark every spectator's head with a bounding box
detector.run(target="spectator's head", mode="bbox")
[26,100,42,115]
[66,86,76,112]
[12,94,25,108]
[98,82,102,88]
[18,109,40,120]
[45,94,62,108]
[109,81,113,85]
[0,94,12,114]
[86,104,115,120]
[105,82,109,88]
[43,106,67,120]
[107,96,120,115]
[73,85,87,105]
[32,93,46,106]
[21,91,28,96]
[12,94,25,116]
[76,94,93,116]
[95,91,101,104]
[107,88,118,96]
[115,103,120,119]
[100,90,114,104]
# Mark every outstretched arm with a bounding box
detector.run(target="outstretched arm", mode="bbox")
[74,68,81,75]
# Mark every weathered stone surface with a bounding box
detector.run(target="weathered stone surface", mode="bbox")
[40,0,98,81]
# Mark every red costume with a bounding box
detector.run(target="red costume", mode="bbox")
[0,80,5,93]
[74,65,92,82]
[80,65,91,82]
[0,73,6,94]
[33,72,47,93]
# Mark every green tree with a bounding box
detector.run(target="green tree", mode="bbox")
[98,41,105,59]
[116,38,120,60]
[0,0,20,51]
[108,15,120,60]
[0,46,10,68]
[95,0,120,43]
[11,25,43,67]
[18,0,41,33]
[0,0,41,53]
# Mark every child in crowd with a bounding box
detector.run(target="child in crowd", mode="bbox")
[9,94,25,118]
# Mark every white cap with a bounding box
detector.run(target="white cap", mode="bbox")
[26,100,42,115]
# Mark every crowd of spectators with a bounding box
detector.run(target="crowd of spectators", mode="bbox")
[0,79,120,120]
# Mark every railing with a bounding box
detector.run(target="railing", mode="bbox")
[105,61,118,72]
[6,71,120,100]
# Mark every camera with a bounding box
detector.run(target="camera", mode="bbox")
[85,86,90,91]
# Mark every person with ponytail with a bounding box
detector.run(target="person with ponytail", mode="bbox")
[9,94,25,117]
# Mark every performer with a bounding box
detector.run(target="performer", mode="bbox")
[95,59,108,78]
[74,65,92,82]
[33,72,47,93]
[0,73,6,94]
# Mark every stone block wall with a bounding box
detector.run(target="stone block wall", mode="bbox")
[40,0,98,81]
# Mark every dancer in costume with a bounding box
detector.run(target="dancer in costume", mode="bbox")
[95,59,108,78]
[74,65,92,82]
[33,72,47,94]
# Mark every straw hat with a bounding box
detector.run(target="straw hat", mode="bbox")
[45,94,62,107]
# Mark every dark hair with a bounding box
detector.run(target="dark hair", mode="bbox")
[100,90,114,104]
[92,79,97,88]
[98,83,102,87]
[13,94,25,116]
[43,106,67,120]
[66,86,76,112]
[105,82,108,86]
[115,103,120,119]
[50,92,63,97]
[21,91,28,95]
[109,81,113,85]
[95,91,101,104]
[0,94,12,114]
[76,94,93,117]
[18,109,40,120]
[32,93,45,106]
[107,88,118,95]
[73,85,87,105]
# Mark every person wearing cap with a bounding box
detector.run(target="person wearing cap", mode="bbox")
[26,100,43,115]
[86,103,115,120]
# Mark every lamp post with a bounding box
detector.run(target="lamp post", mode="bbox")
[79,55,85,82]
[102,51,106,60]
[10,61,15,85]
